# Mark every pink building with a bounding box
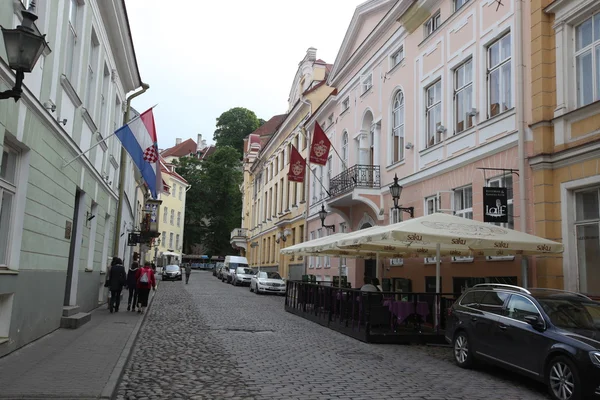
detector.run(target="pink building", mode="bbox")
[304,0,533,293]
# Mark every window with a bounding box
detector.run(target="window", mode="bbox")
[575,13,600,107]
[453,186,473,262]
[478,291,509,315]
[425,12,441,37]
[65,0,79,81]
[169,233,173,248]
[487,175,515,261]
[317,228,323,268]
[342,97,350,112]
[454,59,473,133]
[274,183,278,214]
[362,74,373,94]
[170,209,175,225]
[342,131,348,169]
[173,183,177,195]
[327,157,332,195]
[99,66,109,134]
[487,33,512,117]
[163,207,167,223]
[177,212,181,227]
[176,234,180,250]
[574,187,600,295]
[426,80,442,147]
[179,186,182,200]
[311,168,317,202]
[0,144,18,265]
[391,91,405,163]
[390,47,404,69]
[161,231,166,245]
[505,295,541,322]
[454,0,469,12]
[85,32,99,112]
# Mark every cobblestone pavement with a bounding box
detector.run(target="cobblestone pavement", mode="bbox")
[116,271,549,400]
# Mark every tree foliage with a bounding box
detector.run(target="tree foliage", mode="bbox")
[173,146,243,256]
[213,107,260,155]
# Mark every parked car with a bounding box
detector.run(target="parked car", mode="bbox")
[212,265,219,277]
[250,271,286,295]
[216,265,225,279]
[222,255,249,284]
[446,283,600,400]
[162,265,182,281]
[232,267,254,286]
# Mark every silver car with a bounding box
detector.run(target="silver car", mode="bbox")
[232,267,254,286]
[250,271,286,295]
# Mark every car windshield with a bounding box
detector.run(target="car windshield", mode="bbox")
[165,265,179,272]
[538,298,600,330]
[236,267,253,274]
[257,272,281,280]
[229,262,248,270]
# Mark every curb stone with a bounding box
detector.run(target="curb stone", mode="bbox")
[102,281,159,400]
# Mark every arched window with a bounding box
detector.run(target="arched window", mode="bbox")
[342,131,348,169]
[392,91,405,163]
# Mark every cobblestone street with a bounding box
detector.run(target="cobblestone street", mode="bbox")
[116,272,550,400]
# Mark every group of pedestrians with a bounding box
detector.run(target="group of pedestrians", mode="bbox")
[106,257,156,314]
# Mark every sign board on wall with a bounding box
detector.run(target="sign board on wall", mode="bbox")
[483,187,508,223]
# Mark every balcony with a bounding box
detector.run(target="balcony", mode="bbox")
[329,165,381,197]
[230,228,248,250]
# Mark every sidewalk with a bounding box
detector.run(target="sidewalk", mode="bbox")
[0,288,156,399]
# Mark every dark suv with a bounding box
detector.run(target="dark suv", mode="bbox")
[446,284,600,400]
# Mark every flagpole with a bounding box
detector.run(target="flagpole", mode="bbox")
[113,83,150,258]
[62,131,118,168]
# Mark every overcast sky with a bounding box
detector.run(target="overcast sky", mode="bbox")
[125,0,365,150]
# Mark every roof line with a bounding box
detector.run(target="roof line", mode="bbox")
[121,0,142,87]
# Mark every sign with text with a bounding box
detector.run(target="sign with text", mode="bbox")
[483,187,508,223]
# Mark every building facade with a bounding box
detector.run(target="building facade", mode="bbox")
[530,0,600,297]
[0,0,145,356]
[155,158,189,266]
[304,0,533,291]
[241,48,335,279]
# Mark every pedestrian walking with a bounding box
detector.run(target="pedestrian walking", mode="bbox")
[136,261,156,314]
[105,256,120,309]
[185,263,191,284]
[107,257,126,313]
[126,261,139,311]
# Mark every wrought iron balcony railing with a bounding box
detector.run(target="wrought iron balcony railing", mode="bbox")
[328,164,381,198]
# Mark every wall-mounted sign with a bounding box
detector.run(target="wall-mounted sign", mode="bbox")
[483,187,508,223]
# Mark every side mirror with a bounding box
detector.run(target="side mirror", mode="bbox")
[524,315,545,331]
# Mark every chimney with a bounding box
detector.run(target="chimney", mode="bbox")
[197,134,203,151]
[175,138,182,145]
[307,47,317,61]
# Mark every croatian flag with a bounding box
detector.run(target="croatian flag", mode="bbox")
[115,108,162,199]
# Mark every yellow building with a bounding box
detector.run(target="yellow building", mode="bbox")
[529,0,600,297]
[234,48,335,279]
[155,157,189,266]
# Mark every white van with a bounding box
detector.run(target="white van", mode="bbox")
[222,256,249,284]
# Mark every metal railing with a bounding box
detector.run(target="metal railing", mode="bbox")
[328,164,380,197]
[230,228,248,239]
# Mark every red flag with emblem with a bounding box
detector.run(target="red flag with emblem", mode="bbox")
[287,145,306,183]
[309,121,331,165]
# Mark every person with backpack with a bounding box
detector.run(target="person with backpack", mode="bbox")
[135,261,156,314]
[126,262,139,311]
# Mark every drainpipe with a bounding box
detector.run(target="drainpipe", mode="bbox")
[113,83,150,257]
[514,0,529,288]
[299,96,312,275]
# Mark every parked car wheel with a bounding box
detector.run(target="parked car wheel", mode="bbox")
[255,284,260,294]
[249,284,253,292]
[453,331,474,368]
[546,355,580,400]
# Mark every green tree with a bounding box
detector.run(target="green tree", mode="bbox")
[173,147,243,256]
[213,107,260,154]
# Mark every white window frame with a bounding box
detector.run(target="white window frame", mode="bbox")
[85,31,100,113]
[425,11,441,37]
[361,73,373,94]
[487,175,515,261]
[163,207,168,223]
[575,12,600,107]
[425,79,442,148]
[452,186,474,262]
[454,0,469,12]
[65,0,80,82]
[390,46,404,70]
[341,131,348,169]
[424,195,439,264]
[391,90,405,163]
[454,58,474,134]
[169,232,173,249]
[162,231,166,246]
[487,32,513,118]
[170,209,175,225]
[0,144,19,267]
[176,234,180,250]
[342,97,350,113]
[177,211,181,227]
[179,186,182,200]
[326,157,332,195]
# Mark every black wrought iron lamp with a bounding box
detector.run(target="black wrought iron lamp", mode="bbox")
[389,174,414,218]
[318,204,335,232]
[0,1,48,102]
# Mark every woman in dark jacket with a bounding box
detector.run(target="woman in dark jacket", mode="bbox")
[126,262,139,311]
[107,258,126,313]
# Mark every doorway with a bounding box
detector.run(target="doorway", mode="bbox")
[64,190,85,306]
[365,259,376,281]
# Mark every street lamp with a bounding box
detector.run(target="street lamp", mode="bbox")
[389,174,414,218]
[0,1,48,102]
[318,204,335,232]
